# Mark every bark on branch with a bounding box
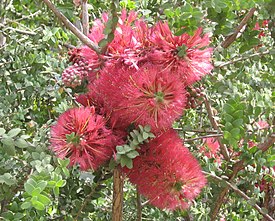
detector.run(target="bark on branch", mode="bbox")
[204,96,230,161]
[204,171,275,221]
[42,0,100,54]
[112,168,124,221]
[221,8,256,48]
[81,0,89,36]
[211,132,275,220]
[215,50,271,68]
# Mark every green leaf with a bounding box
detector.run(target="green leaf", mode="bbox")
[223,131,231,139]
[144,125,151,132]
[130,132,137,139]
[123,145,132,152]
[116,145,126,154]
[37,181,47,192]
[7,128,21,138]
[223,113,233,122]
[32,200,45,211]
[137,134,143,143]
[232,110,243,118]
[224,103,234,113]
[14,138,29,148]
[126,150,139,159]
[28,178,38,187]
[53,186,60,196]
[230,128,241,139]
[24,182,35,195]
[2,137,15,155]
[232,119,243,127]
[142,131,149,140]
[224,122,233,131]
[0,128,5,136]
[132,139,139,146]
[98,39,108,48]
[47,181,56,188]
[21,201,32,210]
[120,155,133,169]
[57,158,70,167]
[32,187,42,196]
[56,180,66,188]
[37,194,51,205]
[0,173,16,186]
[107,33,115,43]
[109,158,117,170]
[62,167,70,177]
[32,152,41,160]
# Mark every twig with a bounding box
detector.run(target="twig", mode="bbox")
[184,134,223,142]
[112,167,124,221]
[81,0,89,36]
[14,10,42,22]
[221,8,256,48]
[210,132,275,220]
[136,187,142,221]
[41,0,100,54]
[204,171,275,221]
[74,177,104,220]
[63,42,76,49]
[141,200,150,207]
[258,133,275,152]
[0,23,37,35]
[204,96,230,161]
[215,50,271,68]
[174,128,219,134]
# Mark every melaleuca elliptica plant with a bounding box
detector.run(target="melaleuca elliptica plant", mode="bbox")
[50,9,213,212]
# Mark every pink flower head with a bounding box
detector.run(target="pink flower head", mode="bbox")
[91,64,187,133]
[67,47,102,83]
[200,137,222,164]
[255,120,269,130]
[50,107,117,171]
[124,129,207,210]
[148,22,213,85]
[62,64,86,88]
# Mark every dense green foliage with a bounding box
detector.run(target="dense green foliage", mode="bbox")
[0,0,274,220]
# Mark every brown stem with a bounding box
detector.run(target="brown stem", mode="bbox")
[174,128,219,134]
[81,0,89,36]
[258,133,275,152]
[74,177,104,220]
[184,133,223,142]
[210,133,275,220]
[112,167,124,221]
[204,96,230,161]
[41,0,100,54]
[204,171,275,221]
[0,23,36,35]
[215,50,271,68]
[221,8,256,48]
[136,188,142,221]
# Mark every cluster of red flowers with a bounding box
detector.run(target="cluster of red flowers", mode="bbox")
[50,10,213,210]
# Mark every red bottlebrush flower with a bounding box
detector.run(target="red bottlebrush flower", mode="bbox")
[124,129,207,210]
[200,137,222,164]
[255,120,269,130]
[88,9,148,69]
[91,64,187,133]
[62,62,91,88]
[67,47,102,84]
[50,107,117,171]
[148,22,213,85]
